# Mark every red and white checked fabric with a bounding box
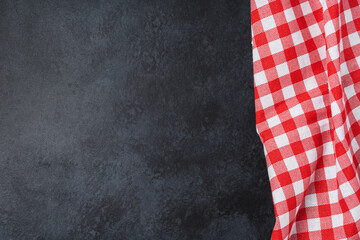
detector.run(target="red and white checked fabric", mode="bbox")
[251,0,360,239]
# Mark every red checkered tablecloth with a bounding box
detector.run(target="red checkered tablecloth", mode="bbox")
[251,0,360,239]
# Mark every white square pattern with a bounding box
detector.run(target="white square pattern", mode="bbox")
[328,45,339,61]
[324,166,336,179]
[318,45,327,60]
[324,21,336,37]
[289,104,304,118]
[293,180,304,195]
[282,85,296,100]
[307,218,321,232]
[328,190,338,204]
[344,85,356,99]
[331,102,341,116]
[340,62,349,75]
[298,125,312,140]
[279,212,290,227]
[308,23,322,38]
[291,31,304,46]
[255,0,268,8]
[268,39,284,54]
[344,9,353,23]
[274,133,290,148]
[304,76,317,91]
[298,53,311,68]
[284,8,296,22]
[323,141,334,155]
[273,187,286,203]
[311,96,325,110]
[305,193,318,207]
[253,47,260,62]
[352,105,360,121]
[356,56,360,67]
[268,165,276,180]
[261,15,276,31]
[349,32,360,47]
[318,118,330,132]
[350,202,360,222]
[335,125,345,142]
[331,214,343,228]
[276,62,290,77]
[305,148,317,163]
[254,71,267,85]
[300,2,312,15]
[260,94,274,109]
[284,156,299,171]
[351,138,360,153]
[268,115,281,128]
[340,181,354,198]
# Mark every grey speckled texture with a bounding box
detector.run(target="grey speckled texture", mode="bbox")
[0,0,274,239]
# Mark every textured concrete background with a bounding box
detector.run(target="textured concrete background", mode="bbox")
[0,0,274,239]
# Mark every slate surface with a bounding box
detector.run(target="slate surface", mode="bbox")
[0,0,274,239]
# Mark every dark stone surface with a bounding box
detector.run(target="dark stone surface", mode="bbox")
[0,0,274,239]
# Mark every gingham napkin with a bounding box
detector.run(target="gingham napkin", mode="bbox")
[251,0,360,239]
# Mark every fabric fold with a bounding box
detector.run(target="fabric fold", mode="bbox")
[251,0,360,239]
